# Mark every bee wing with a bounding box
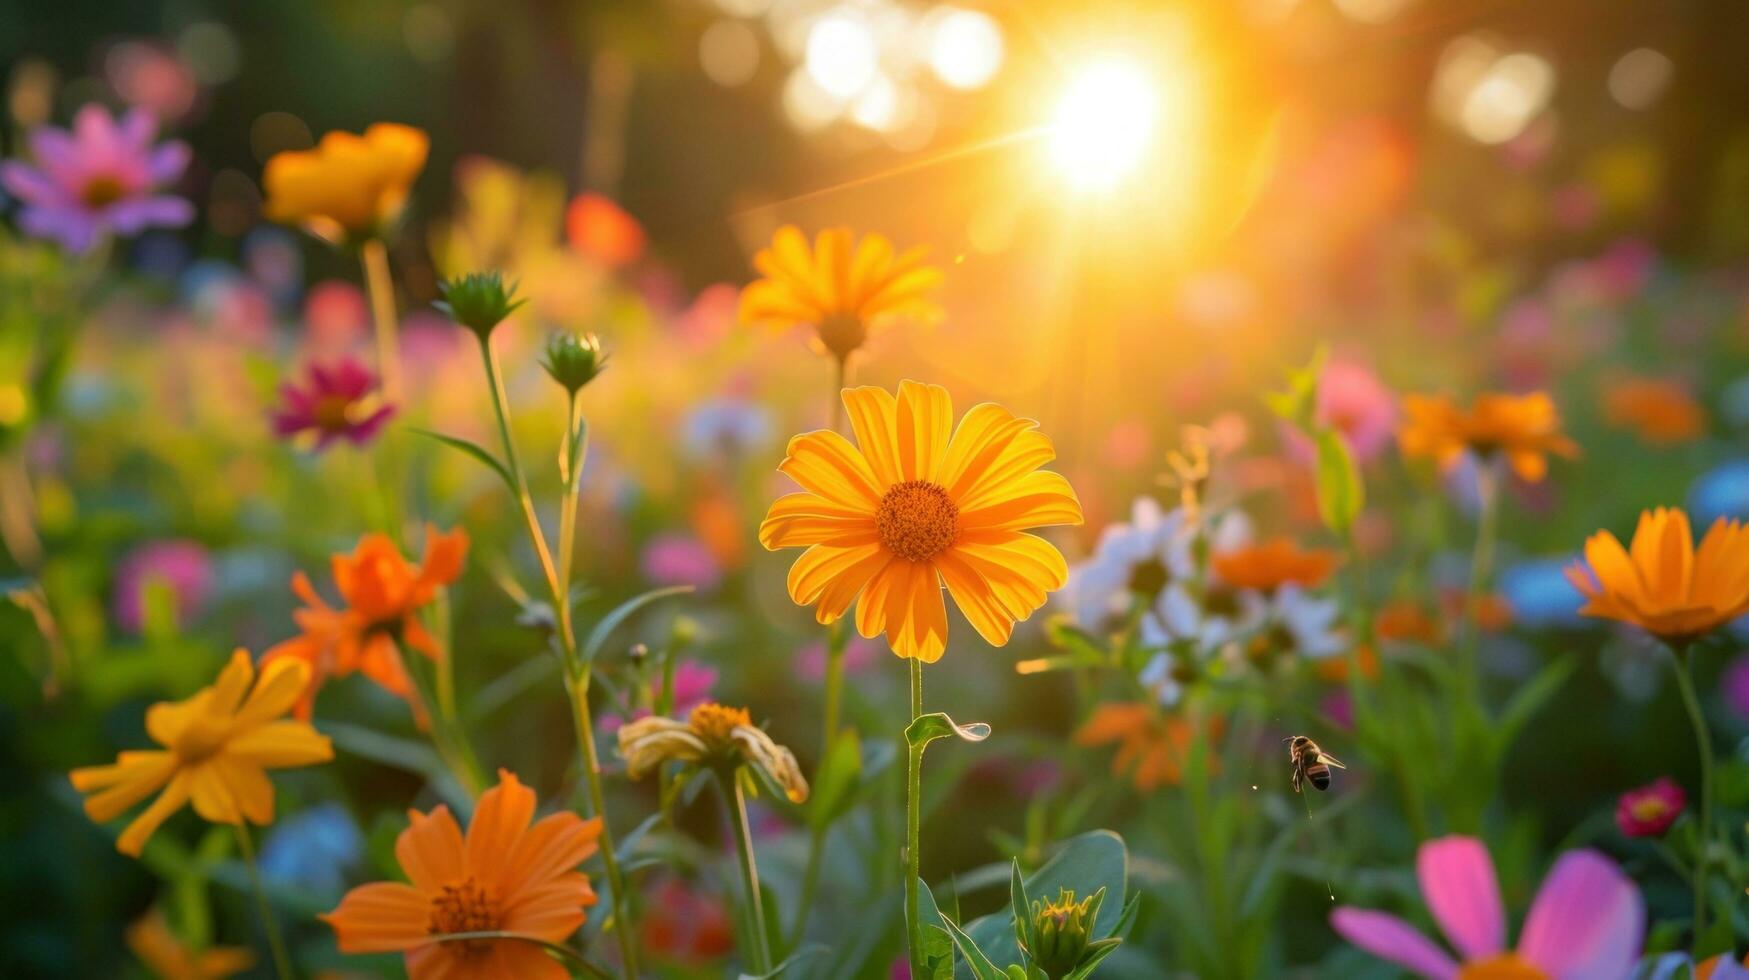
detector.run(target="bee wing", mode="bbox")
[1317,753,1347,770]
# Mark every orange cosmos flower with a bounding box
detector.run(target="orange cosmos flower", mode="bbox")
[70,650,333,856]
[1600,376,1706,446]
[1566,507,1749,644]
[127,908,254,980]
[759,381,1083,662]
[263,525,468,722]
[1074,702,1220,792]
[263,123,428,243]
[323,769,602,980]
[738,226,942,361]
[1397,391,1578,482]
[1210,537,1340,592]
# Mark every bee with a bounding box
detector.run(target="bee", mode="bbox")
[1286,735,1346,793]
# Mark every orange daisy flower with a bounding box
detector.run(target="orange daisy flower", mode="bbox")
[263,525,468,721]
[1397,391,1578,482]
[69,650,333,856]
[1600,376,1706,446]
[1566,507,1749,643]
[324,769,602,980]
[263,122,428,244]
[127,908,254,980]
[1210,537,1341,593]
[759,381,1083,662]
[738,226,942,361]
[1074,702,1220,792]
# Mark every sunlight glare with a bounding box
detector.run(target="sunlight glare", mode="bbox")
[1047,57,1160,191]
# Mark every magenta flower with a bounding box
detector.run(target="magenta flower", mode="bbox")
[0,104,192,253]
[1331,835,1643,980]
[112,539,213,634]
[270,359,395,450]
[640,532,722,592]
[1722,653,1749,721]
[1615,777,1686,838]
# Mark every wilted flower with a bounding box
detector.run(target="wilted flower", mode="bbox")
[618,702,809,803]
[263,525,468,721]
[1567,507,1749,643]
[1615,777,1685,837]
[1332,835,1643,979]
[1398,391,1578,482]
[1601,376,1706,446]
[0,104,193,252]
[739,226,942,361]
[270,359,395,450]
[262,122,427,244]
[126,908,253,980]
[324,770,603,980]
[112,539,213,634]
[541,331,608,394]
[760,382,1082,661]
[435,271,525,340]
[69,650,334,856]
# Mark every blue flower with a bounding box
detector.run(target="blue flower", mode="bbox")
[258,802,363,896]
[1689,459,1749,526]
[1500,558,1583,629]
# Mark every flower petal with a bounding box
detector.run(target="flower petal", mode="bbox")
[1330,907,1459,980]
[1417,835,1505,959]
[397,805,467,892]
[323,882,432,954]
[1516,849,1644,980]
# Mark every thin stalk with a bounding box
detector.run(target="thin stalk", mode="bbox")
[234,823,293,980]
[477,336,562,599]
[1463,460,1501,693]
[1669,644,1713,939]
[723,768,774,974]
[566,669,638,977]
[556,392,587,650]
[360,239,402,403]
[903,658,924,977]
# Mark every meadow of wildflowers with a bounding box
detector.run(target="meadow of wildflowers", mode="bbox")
[5,3,1749,979]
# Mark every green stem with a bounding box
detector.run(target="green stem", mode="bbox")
[1463,459,1501,695]
[566,669,638,978]
[1669,644,1713,940]
[791,621,848,947]
[724,768,774,974]
[904,657,924,977]
[235,823,294,980]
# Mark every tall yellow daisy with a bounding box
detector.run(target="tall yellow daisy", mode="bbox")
[1566,507,1749,644]
[760,381,1083,661]
[739,226,942,362]
[69,650,333,856]
[262,123,428,245]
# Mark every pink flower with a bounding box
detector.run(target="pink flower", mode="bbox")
[113,539,213,634]
[1283,359,1397,465]
[1615,777,1685,838]
[797,636,877,682]
[1721,654,1749,721]
[0,104,192,253]
[270,358,395,450]
[640,532,722,592]
[1331,835,1643,980]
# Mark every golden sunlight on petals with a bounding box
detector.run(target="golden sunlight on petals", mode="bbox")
[739,226,943,361]
[1568,507,1749,643]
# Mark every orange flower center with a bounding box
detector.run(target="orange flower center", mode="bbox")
[428,877,501,950]
[1458,953,1550,980]
[81,175,127,208]
[876,480,959,563]
[172,716,231,765]
[815,311,868,361]
[1630,797,1671,821]
[689,702,752,744]
[313,394,355,433]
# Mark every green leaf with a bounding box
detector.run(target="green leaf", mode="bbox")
[905,712,992,750]
[1695,910,1735,960]
[808,728,863,830]
[939,911,1011,980]
[1490,656,1576,761]
[1313,428,1364,534]
[917,881,956,980]
[737,942,829,979]
[413,428,516,495]
[1009,860,1032,957]
[965,831,1128,968]
[1062,938,1123,980]
[580,585,693,664]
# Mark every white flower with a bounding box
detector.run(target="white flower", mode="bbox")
[1138,509,1256,655]
[1139,652,1184,707]
[1064,497,1195,632]
[1240,584,1346,660]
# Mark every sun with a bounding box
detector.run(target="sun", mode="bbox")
[1046,57,1161,191]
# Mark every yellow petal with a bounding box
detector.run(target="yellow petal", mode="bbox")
[225,720,335,768]
[842,386,903,489]
[895,381,953,485]
[117,772,192,857]
[777,430,884,509]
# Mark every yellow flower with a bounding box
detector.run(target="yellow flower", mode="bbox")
[1566,507,1749,643]
[70,650,334,856]
[263,123,428,243]
[1398,391,1578,482]
[738,226,942,361]
[126,908,254,980]
[617,702,809,803]
[759,381,1083,662]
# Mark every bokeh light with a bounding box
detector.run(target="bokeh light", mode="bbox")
[1608,47,1673,110]
[1047,57,1161,191]
[804,11,879,99]
[926,7,1003,90]
[700,19,761,88]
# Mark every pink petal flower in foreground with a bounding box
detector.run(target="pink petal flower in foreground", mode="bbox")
[0,104,193,253]
[270,358,395,450]
[1331,835,1643,980]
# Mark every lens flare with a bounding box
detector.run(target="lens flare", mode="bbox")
[1046,58,1159,190]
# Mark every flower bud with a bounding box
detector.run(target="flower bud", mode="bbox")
[1027,887,1098,978]
[542,331,608,394]
[436,271,524,340]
